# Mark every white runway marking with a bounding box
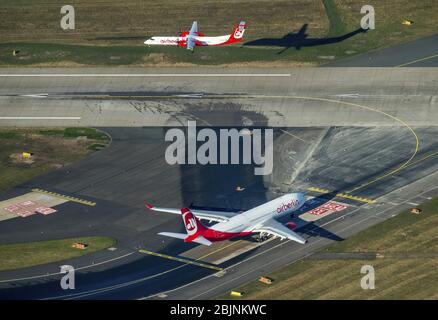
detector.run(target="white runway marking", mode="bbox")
[333,93,423,98]
[0,252,135,283]
[20,93,48,98]
[0,117,81,120]
[0,73,291,77]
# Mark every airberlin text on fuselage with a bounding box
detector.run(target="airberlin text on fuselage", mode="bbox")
[277,199,300,214]
[165,121,273,175]
[160,39,178,44]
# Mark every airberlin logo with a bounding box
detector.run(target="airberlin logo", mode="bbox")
[276,199,299,214]
[233,23,245,39]
[165,121,273,175]
[183,212,197,235]
[234,29,244,39]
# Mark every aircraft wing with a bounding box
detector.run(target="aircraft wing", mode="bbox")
[189,21,198,36]
[145,201,237,222]
[186,37,196,51]
[186,21,198,51]
[252,218,307,244]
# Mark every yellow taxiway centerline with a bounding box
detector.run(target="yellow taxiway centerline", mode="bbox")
[138,249,224,271]
[396,53,438,67]
[307,187,376,204]
[31,188,96,206]
[241,95,420,194]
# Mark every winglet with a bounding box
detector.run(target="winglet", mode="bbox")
[144,201,154,209]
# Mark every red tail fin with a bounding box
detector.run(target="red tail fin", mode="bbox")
[181,208,206,242]
[226,21,246,44]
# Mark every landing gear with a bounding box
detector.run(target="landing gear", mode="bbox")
[256,233,270,243]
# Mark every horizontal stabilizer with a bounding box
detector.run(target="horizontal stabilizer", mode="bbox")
[158,232,187,240]
[190,235,212,246]
[158,232,212,246]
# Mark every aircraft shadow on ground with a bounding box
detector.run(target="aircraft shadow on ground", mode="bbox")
[243,24,367,54]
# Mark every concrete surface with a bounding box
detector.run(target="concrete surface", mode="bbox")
[0,37,437,299]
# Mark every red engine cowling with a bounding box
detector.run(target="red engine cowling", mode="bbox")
[178,31,204,47]
[286,221,297,230]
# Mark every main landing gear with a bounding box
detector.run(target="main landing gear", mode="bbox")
[256,233,271,243]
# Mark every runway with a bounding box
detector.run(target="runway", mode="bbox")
[0,67,437,128]
[0,40,437,299]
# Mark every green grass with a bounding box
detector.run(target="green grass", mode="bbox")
[323,0,347,36]
[0,131,19,139]
[0,42,320,66]
[0,128,110,192]
[0,1,436,66]
[63,127,109,141]
[217,197,438,300]
[87,143,107,151]
[0,0,328,44]
[0,42,148,66]
[333,0,438,56]
[37,129,65,136]
[38,128,110,140]
[0,236,116,271]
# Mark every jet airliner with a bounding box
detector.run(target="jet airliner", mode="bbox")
[145,193,307,246]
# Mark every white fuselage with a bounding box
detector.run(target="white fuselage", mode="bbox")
[213,193,305,233]
[144,35,230,46]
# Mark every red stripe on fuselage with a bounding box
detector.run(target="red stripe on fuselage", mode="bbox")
[201,228,252,242]
[181,207,251,242]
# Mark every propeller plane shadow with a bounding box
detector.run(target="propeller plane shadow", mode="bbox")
[244,24,367,54]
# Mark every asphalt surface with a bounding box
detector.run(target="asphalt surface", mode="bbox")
[325,34,438,67]
[0,68,437,128]
[0,35,437,300]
